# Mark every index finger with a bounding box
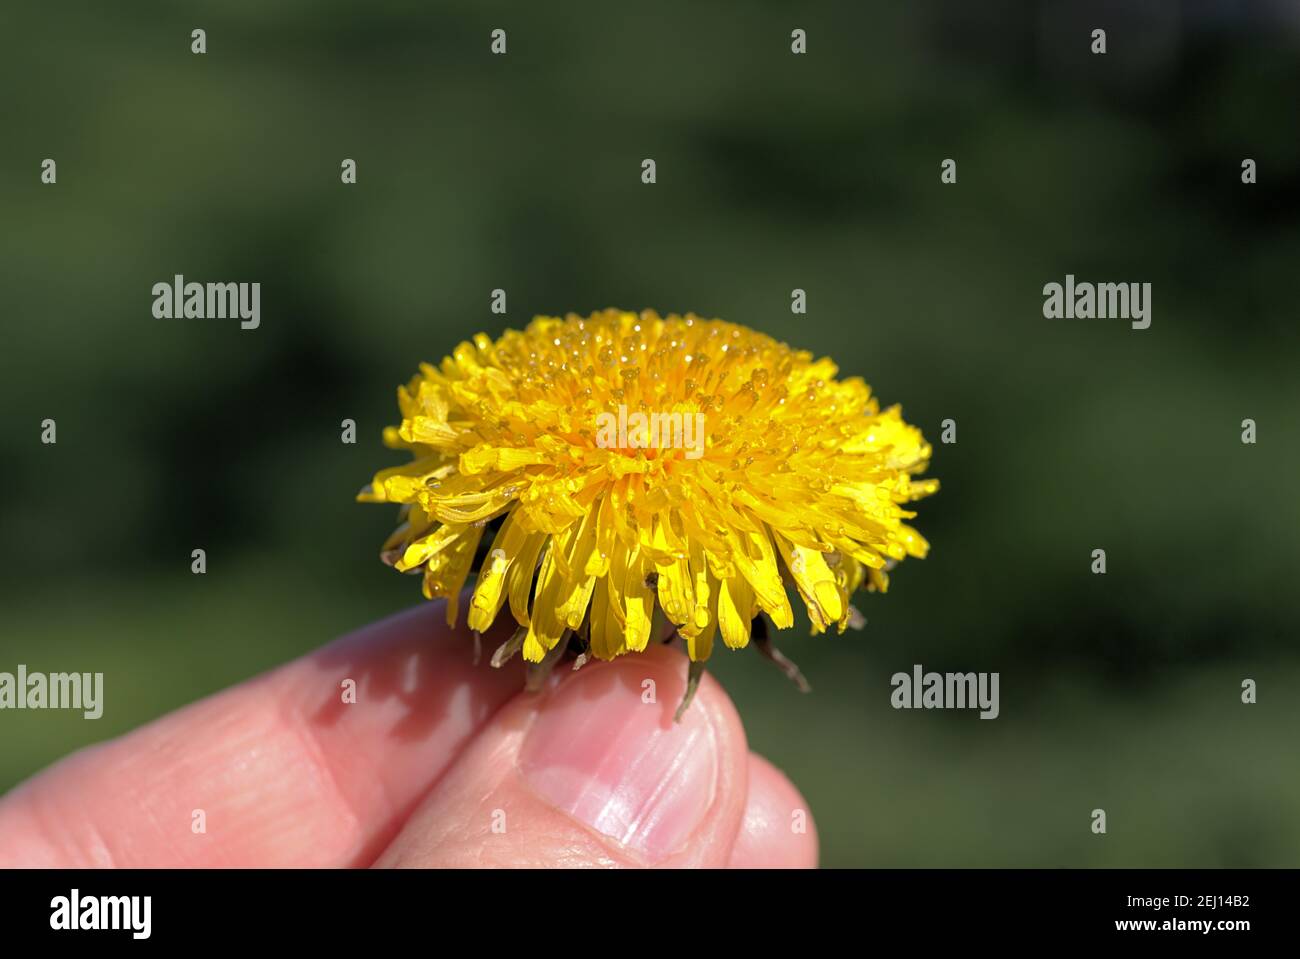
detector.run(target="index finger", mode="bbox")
[0,601,522,867]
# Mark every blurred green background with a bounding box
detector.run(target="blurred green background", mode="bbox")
[2,0,1298,866]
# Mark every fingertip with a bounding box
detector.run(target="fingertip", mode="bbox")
[376,643,752,868]
[517,643,750,865]
[728,753,819,868]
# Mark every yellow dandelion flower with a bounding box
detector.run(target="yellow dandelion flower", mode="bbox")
[359,309,937,716]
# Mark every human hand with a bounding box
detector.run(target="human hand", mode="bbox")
[0,602,816,868]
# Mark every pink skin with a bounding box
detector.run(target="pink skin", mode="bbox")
[0,601,817,868]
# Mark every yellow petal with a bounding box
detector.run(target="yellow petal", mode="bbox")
[523,544,567,662]
[732,526,793,628]
[506,530,548,627]
[396,523,466,573]
[775,534,843,633]
[589,574,627,661]
[468,509,527,633]
[624,548,655,652]
[718,574,755,649]
[684,586,717,662]
[419,524,484,627]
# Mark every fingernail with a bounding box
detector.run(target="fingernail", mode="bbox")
[518,659,718,863]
